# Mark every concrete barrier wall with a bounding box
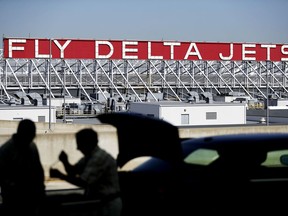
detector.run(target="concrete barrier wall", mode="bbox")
[38,127,119,177]
[178,124,288,138]
[0,120,118,178]
[1,120,288,178]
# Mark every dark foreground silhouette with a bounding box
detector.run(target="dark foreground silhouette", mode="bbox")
[50,128,122,216]
[0,119,46,216]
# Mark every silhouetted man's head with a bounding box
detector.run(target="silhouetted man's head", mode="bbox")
[76,128,98,156]
[16,119,36,145]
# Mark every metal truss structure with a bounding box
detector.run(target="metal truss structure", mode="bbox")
[0,50,288,103]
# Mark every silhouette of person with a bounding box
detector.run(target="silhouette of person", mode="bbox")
[50,128,122,216]
[0,119,46,216]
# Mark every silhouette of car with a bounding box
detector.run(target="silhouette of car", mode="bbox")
[97,112,288,216]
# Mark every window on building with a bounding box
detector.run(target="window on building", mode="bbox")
[38,116,45,122]
[13,118,23,121]
[206,112,217,120]
[181,114,189,125]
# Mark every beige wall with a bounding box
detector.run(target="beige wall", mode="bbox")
[1,120,288,178]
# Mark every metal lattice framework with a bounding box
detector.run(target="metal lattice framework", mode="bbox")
[0,50,288,102]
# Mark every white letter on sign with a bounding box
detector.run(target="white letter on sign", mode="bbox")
[122,41,138,59]
[9,39,26,58]
[184,43,202,60]
[54,40,71,58]
[242,44,256,61]
[281,45,288,61]
[163,42,181,59]
[95,41,114,59]
[261,44,276,61]
[219,43,233,60]
[35,40,50,58]
[148,42,163,60]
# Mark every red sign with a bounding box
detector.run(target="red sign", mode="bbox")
[3,37,288,61]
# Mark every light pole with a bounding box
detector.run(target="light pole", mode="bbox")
[61,65,66,123]
[266,61,270,126]
[48,39,52,130]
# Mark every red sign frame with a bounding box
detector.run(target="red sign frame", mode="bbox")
[3,37,288,61]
